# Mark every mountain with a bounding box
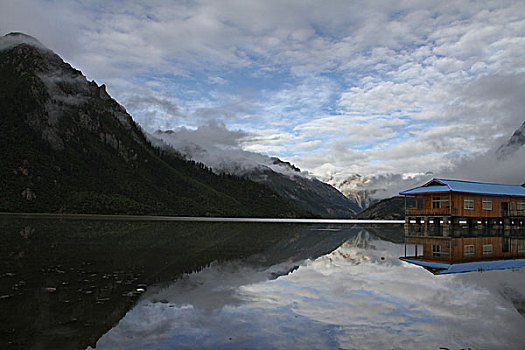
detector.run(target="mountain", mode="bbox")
[247,159,361,218]
[154,130,360,218]
[356,196,409,220]
[497,121,525,158]
[0,32,307,217]
[318,173,377,212]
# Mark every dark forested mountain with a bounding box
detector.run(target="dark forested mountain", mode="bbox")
[356,196,409,220]
[246,162,361,218]
[153,130,361,218]
[0,32,307,217]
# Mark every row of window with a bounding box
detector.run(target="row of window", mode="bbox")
[465,243,525,255]
[464,198,525,211]
[431,196,525,210]
[433,244,494,257]
[464,244,492,256]
[463,197,491,210]
[432,242,525,257]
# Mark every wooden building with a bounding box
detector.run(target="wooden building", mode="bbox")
[401,235,525,274]
[404,235,525,262]
[400,178,525,234]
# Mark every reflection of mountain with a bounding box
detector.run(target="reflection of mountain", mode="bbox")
[249,224,366,267]
[401,233,525,275]
[0,217,307,349]
[0,217,375,349]
[359,224,405,243]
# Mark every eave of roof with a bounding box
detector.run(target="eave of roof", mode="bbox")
[400,258,525,275]
[399,178,525,197]
[399,185,449,195]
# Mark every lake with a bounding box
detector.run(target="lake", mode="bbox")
[1,215,524,349]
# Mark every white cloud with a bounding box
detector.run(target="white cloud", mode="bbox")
[2,0,525,196]
[153,122,307,178]
[293,140,322,150]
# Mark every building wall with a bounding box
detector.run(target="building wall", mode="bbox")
[450,193,502,217]
[409,192,524,218]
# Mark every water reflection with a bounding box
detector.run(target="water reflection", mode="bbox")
[2,217,525,349]
[93,225,525,350]
[0,217,364,349]
[402,234,525,275]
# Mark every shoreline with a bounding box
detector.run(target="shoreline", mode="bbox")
[0,212,405,224]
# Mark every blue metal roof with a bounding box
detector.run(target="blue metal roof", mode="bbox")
[400,258,525,275]
[399,178,525,197]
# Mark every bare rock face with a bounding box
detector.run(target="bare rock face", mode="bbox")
[497,121,525,158]
[98,84,110,100]
[78,111,100,132]
[0,32,142,157]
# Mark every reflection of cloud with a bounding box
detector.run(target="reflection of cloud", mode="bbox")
[93,236,525,350]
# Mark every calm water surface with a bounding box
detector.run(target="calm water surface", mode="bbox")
[1,216,524,349]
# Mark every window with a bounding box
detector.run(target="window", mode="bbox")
[482,244,492,256]
[518,201,525,211]
[417,196,423,209]
[482,198,492,210]
[518,240,525,254]
[432,245,442,257]
[464,196,474,210]
[432,196,449,209]
[503,238,510,253]
[464,245,474,256]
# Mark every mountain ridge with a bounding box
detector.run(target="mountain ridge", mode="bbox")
[356,196,408,220]
[0,32,308,217]
[154,129,361,218]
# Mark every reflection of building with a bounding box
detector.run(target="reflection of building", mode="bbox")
[401,234,525,275]
[400,178,525,235]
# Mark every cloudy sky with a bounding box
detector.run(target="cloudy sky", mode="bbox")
[2,0,525,191]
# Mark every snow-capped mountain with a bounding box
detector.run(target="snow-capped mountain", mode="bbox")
[497,121,525,158]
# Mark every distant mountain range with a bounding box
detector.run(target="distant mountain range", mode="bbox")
[245,159,361,218]
[154,130,361,218]
[320,173,378,210]
[0,32,309,217]
[357,196,407,220]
